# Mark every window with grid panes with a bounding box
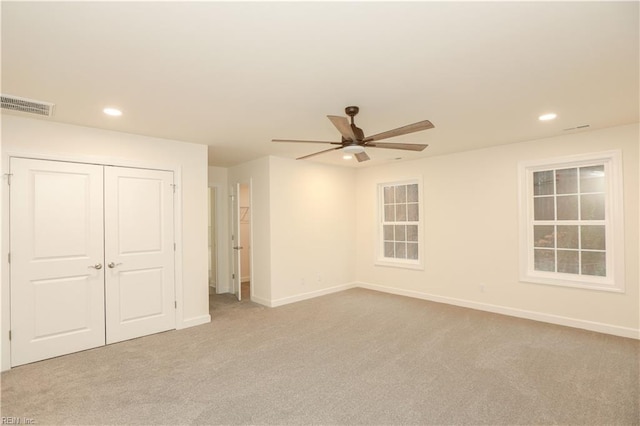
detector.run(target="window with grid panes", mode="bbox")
[378,180,422,268]
[519,152,624,292]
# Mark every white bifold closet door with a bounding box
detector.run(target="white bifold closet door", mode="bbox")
[104,166,175,344]
[10,158,175,367]
[10,159,106,366]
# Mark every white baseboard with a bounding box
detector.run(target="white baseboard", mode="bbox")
[177,314,211,329]
[250,295,271,307]
[250,281,638,339]
[356,282,640,340]
[269,282,357,308]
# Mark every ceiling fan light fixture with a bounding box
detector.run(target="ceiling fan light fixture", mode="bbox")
[342,154,353,160]
[343,145,365,154]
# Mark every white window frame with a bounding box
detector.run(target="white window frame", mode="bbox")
[376,178,424,270]
[518,150,625,292]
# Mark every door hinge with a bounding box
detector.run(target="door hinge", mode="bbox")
[4,173,13,185]
[9,330,11,341]
[7,252,10,264]
[170,183,176,193]
[173,242,176,251]
[174,301,177,309]
[232,273,235,279]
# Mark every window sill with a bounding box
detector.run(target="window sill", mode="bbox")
[375,259,424,271]
[520,272,624,293]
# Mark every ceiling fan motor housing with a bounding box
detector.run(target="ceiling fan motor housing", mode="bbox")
[345,106,359,117]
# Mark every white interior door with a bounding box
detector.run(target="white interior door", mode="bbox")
[10,158,106,366]
[104,166,176,344]
[239,184,251,286]
[208,187,218,290]
[231,184,242,301]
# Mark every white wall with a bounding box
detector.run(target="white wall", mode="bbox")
[268,157,357,305]
[355,124,639,337]
[1,115,210,370]
[222,156,358,306]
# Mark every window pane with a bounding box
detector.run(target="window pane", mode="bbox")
[407,243,418,260]
[384,242,394,258]
[557,250,579,274]
[581,225,606,250]
[557,225,578,249]
[534,225,555,248]
[383,225,394,241]
[384,205,395,221]
[396,204,406,221]
[384,186,395,204]
[380,180,421,264]
[396,185,407,203]
[407,184,419,202]
[556,168,578,194]
[581,194,605,220]
[534,249,555,272]
[534,197,554,220]
[580,166,605,193]
[557,195,578,220]
[581,251,606,276]
[534,170,554,196]
[406,225,418,242]
[407,203,419,221]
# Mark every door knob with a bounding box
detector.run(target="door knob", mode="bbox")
[233,246,244,250]
[89,263,103,270]
[108,262,122,269]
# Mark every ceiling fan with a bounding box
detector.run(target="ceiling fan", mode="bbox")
[272,106,434,162]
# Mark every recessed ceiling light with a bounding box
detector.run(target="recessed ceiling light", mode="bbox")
[342,154,353,160]
[539,113,557,121]
[103,107,122,116]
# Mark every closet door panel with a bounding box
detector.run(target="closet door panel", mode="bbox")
[10,158,106,366]
[104,166,175,344]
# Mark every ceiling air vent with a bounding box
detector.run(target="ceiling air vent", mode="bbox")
[1,94,55,117]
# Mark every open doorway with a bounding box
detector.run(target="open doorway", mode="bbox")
[232,182,251,301]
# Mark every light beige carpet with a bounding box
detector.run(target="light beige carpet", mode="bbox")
[1,288,638,425]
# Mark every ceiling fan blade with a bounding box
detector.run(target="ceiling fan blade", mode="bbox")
[327,115,357,141]
[354,151,370,162]
[364,120,434,142]
[273,139,341,145]
[296,146,343,160]
[365,142,429,151]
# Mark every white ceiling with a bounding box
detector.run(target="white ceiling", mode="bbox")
[2,1,638,168]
